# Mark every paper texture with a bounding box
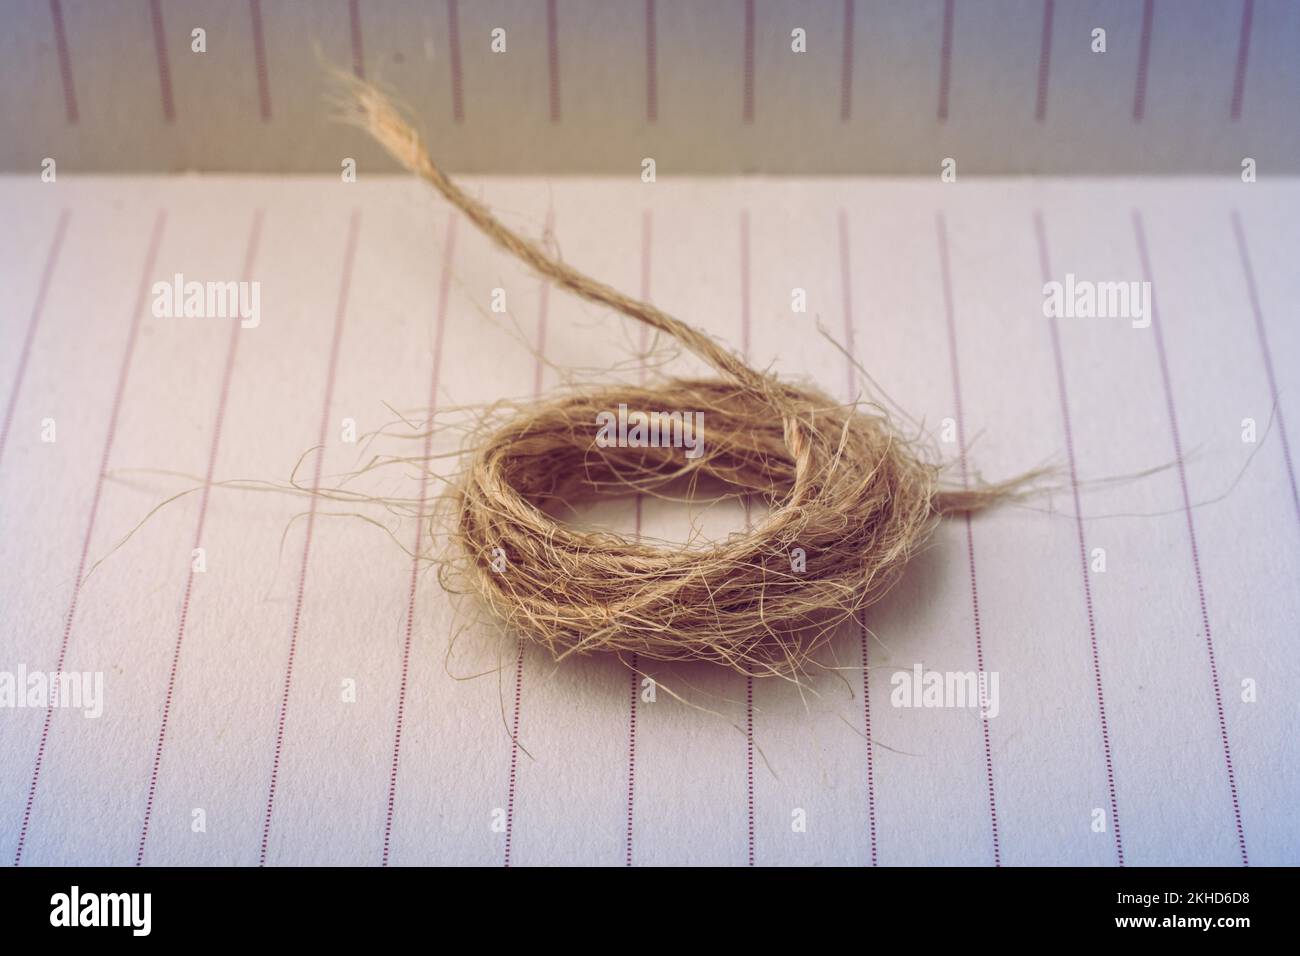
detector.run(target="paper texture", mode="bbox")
[3,0,1298,175]
[0,174,1297,866]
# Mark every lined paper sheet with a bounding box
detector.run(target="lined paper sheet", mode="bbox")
[1,174,1297,866]
[4,0,1299,174]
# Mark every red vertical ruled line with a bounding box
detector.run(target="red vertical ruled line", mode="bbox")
[258,211,361,867]
[1034,0,1054,122]
[503,207,556,867]
[1231,212,1299,529]
[1131,211,1249,867]
[13,211,167,867]
[839,0,854,122]
[745,637,755,866]
[838,211,857,406]
[1132,0,1154,121]
[382,214,459,866]
[249,0,272,121]
[639,210,652,362]
[645,0,658,123]
[624,607,640,864]
[531,208,556,399]
[447,0,464,123]
[135,210,264,867]
[501,641,525,866]
[739,211,752,362]
[1034,211,1125,867]
[624,559,640,866]
[937,0,954,121]
[149,0,175,123]
[742,0,755,123]
[348,0,365,79]
[1230,0,1254,121]
[935,213,1001,866]
[625,209,652,866]
[838,210,877,866]
[0,210,70,471]
[546,0,561,123]
[739,210,755,867]
[48,0,78,123]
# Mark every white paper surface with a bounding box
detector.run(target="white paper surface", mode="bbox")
[4,0,1298,175]
[1,173,1297,866]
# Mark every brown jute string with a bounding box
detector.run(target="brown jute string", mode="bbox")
[343,77,1030,681]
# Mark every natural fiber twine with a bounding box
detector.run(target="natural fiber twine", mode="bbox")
[344,78,1028,682]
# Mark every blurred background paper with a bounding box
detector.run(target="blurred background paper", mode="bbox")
[3,0,1300,174]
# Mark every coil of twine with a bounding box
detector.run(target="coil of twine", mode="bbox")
[346,78,1025,681]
